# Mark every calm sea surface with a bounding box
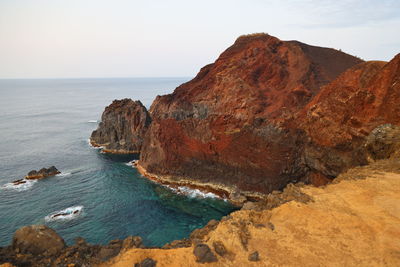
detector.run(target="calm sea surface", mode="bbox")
[0,78,235,247]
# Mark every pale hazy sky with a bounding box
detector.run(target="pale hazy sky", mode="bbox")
[0,0,399,78]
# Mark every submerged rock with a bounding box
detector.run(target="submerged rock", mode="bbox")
[25,166,60,180]
[90,98,151,153]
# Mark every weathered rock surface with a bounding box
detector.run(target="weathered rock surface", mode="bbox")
[12,225,66,256]
[91,98,151,153]
[299,55,400,181]
[25,166,60,180]
[138,33,365,195]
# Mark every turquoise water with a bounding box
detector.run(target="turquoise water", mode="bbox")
[0,78,235,247]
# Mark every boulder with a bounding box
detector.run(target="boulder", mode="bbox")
[12,225,66,256]
[193,244,217,263]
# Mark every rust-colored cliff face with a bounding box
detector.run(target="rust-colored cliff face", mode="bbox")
[91,99,151,153]
[139,33,364,195]
[299,55,400,181]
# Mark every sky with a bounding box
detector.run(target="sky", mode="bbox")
[0,0,399,79]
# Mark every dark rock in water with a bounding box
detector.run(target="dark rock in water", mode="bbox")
[25,166,60,180]
[248,251,260,261]
[12,225,66,256]
[12,179,26,185]
[193,243,218,263]
[90,98,151,154]
[135,258,157,267]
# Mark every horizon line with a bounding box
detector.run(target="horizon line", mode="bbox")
[0,76,193,80]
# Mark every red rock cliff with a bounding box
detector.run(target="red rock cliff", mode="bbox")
[139,33,365,195]
[298,54,400,181]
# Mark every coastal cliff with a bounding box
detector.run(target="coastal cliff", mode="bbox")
[90,99,151,153]
[91,33,399,201]
[138,33,365,195]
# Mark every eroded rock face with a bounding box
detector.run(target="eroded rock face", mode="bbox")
[139,33,364,194]
[299,55,400,180]
[91,99,151,153]
[12,225,66,256]
[25,166,60,180]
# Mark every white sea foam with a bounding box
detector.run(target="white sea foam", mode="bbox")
[87,120,98,123]
[45,206,84,222]
[56,172,71,177]
[1,179,37,192]
[87,139,103,150]
[164,185,219,199]
[125,160,138,168]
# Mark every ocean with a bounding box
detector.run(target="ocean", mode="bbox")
[0,78,235,247]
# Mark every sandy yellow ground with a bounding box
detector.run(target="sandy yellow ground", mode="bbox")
[104,172,400,267]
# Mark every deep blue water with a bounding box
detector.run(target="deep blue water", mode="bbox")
[0,78,235,247]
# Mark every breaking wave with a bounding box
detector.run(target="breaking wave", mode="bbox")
[1,179,37,192]
[165,185,219,199]
[45,206,84,222]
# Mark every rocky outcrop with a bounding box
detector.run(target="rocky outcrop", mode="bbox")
[25,166,60,180]
[91,99,151,153]
[298,55,400,181]
[138,33,365,195]
[0,228,143,267]
[12,225,66,256]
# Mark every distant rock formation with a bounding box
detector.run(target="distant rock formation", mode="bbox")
[25,166,60,180]
[90,99,151,154]
[138,33,365,196]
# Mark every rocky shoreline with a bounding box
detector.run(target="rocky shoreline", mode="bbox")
[136,163,265,206]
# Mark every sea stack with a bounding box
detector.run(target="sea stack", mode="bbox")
[25,166,60,180]
[90,99,151,154]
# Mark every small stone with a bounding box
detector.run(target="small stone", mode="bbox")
[193,243,218,263]
[267,222,275,231]
[248,251,260,261]
[212,241,227,256]
[135,257,157,267]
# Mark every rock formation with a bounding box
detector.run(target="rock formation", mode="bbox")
[0,228,143,267]
[12,225,66,256]
[25,166,60,180]
[298,55,400,182]
[138,33,365,196]
[102,159,400,267]
[90,99,151,153]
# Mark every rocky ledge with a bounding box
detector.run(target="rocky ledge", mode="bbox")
[90,99,151,154]
[25,166,60,180]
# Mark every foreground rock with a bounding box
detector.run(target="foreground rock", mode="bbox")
[103,158,400,266]
[13,225,66,256]
[0,229,143,267]
[90,99,151,153]
[25,166,60,180]
[138,33,365,196]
